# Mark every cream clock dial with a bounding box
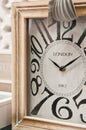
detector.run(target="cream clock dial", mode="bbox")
[29,17,86,124]
[41,41,86,96]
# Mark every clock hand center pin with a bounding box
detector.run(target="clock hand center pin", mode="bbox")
[60,66,66,72]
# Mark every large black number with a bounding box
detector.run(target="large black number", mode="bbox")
[62,20,76,41]
[34,19,54,48]
[73,90,86,109]
[56,22,61,40]
[56,20,76,41]
[31,59,40,73]
[75,28,86,48]
[73,90,86,123]
[31,35,43,59]
[31,76,42,96]
[31,87,53,115]
[52,97,73,120]
[80,114,86,123]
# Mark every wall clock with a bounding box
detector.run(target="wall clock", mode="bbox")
[29,17,86,125]
[12,0,86,130]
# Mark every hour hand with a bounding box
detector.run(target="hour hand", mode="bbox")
[49,58,61,70]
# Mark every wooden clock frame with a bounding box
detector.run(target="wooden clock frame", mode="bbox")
[12,0,86,130]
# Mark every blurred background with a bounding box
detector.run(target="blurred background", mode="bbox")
[0,0,30,130]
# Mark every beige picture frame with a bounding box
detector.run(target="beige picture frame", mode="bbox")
[12,0,86,130]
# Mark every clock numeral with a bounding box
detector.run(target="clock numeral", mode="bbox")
[31,87,73,120]
[73,90,86,123]
[56,20,76,42]
[62,21,76,41]
[34,19,54,48]
[52,97,73,120]
[75,28,86,48]
[40,20,54,43]
[80,114,86,123]
[31,59,40,73]
[31,76,42,96]
[56,22,61,40]
[73,90,86,109]
[73,90,83,109]
[31,35,43,59]
[31,87,53,115]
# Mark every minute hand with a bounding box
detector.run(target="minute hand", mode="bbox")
[60,55,81,71]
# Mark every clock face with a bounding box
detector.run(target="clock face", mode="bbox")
[41,41,86,96]
[28,17,86,125]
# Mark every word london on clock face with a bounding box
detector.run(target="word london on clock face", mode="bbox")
[28,17,86,125]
